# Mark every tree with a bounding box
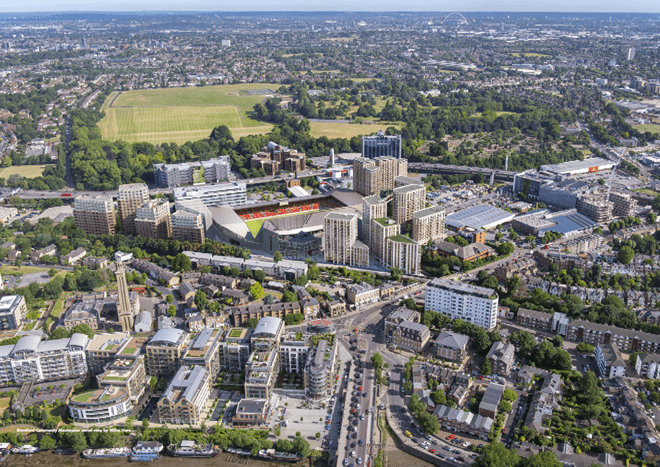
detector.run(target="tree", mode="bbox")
[39,435,56,451]
[523,451,563,467]
[552,335,564,348]
[274,251,283,263]
[194,289,208,310]
[473,442,520,467]
[618,246,635,264]
[167,305,177,318]
[496,242,515,257]
[171,253,192,272]
[505,275,520,297]
[253,269,266,282]
[502,389,518,402]
[250,282,265,300]
[291,435,310,457]
[282,290,298,302]
[61,430,87,452]
[390,267,402,282]
[430,390,446,405]
[371,352,383,369]
[71,324,94,338]
[481,358,492,376]
[50,327,70,340]
[246,318,259,328]
[509,330,536,357]
[166,294,174,304]
[48,267,58,278]
[576,342,595,354]
[417,411,440,434]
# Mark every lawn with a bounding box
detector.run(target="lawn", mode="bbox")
[0,265,53,276]
[98,105,272,145]
[309,122,399,139]
[0,397,9,413]
[0,165,46,179]
[108,83,279,110]
[634,123,660,133]
[98,84,278,145]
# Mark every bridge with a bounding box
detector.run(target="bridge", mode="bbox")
[408,163,516,183]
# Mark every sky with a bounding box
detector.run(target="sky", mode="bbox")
[0,0,659,13]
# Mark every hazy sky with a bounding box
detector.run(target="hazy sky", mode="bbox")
[1,0,659,13]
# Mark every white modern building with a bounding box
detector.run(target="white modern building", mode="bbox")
[173,182,247,208]
[0,334,89,385]
[68,387,132,424]
[595,343,625,378]
[154,156,231,188]
[425,279,498,330]
[635,353,660,379]
[0,295,27,330]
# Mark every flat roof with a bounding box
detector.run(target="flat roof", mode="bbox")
[540,157,615,175]
[446,205,515,231]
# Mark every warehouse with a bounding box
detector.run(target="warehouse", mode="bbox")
[445,205,516,232]
[540,158,616,176]
[512,209,598,237]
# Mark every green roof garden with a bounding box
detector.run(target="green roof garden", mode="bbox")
[388,235,415,244]
[72,391,96,403]
[228,328,245,338]
[103,376,126,381]
[121,347,136,355]
[374,217,395,227]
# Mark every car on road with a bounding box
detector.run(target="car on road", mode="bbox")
[358,439,364,446]
[443,446,451,451]
[350,451,356,457]
[360,414,365,421]
[404,431,412,438]
[357,457,362,465]
[453,449,461,455]
[424,435,431,441]
[344,460,348,466]
[429,449,435,454]
[432,440,438,445]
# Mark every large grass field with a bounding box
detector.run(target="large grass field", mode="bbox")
[0,165,46,179]
[98,84,278,145]
[309,122,399,139]
[634,123,660,133]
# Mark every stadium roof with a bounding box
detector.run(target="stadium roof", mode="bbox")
[209,206,249,239]
[330,189,365,208]
[262,211,326,236]
[446,205,515,231]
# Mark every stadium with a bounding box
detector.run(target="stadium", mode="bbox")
[207,189,363,258]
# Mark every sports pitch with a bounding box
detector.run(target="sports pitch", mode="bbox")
[98,84,277,145]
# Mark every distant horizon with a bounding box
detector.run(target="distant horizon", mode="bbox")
[0,3,659,14]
